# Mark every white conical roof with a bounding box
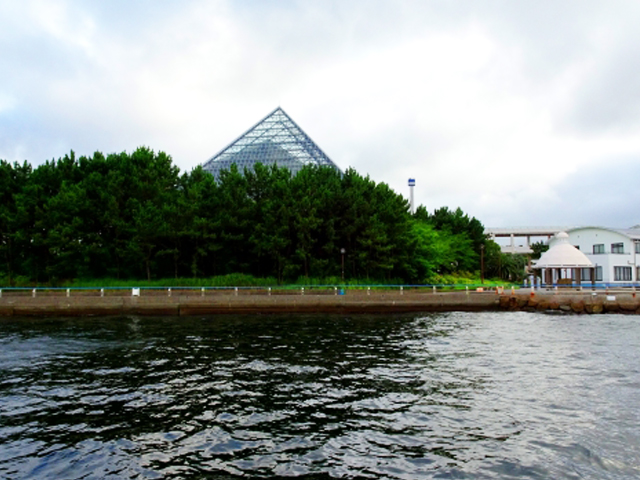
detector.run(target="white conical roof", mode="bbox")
[533,232,593,269]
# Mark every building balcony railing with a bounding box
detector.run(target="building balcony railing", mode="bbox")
[588,252,630,256]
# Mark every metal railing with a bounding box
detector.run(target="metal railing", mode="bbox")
[1,282,639,298]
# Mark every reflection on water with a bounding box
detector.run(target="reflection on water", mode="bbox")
[0,312,639,479]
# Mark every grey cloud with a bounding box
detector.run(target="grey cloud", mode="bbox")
[482,155,640,228]
[566,41,640,133]
[551,156,640,227]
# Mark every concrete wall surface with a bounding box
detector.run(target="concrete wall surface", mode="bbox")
[0,289,638,316]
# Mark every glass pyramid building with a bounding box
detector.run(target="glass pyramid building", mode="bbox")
[202,107,341,180]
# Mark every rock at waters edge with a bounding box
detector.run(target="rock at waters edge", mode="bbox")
[571,301,585,313]
[537,301,550,311]
[619,302,637,312]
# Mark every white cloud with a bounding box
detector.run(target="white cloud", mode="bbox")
[1,0,640,228]
[0,93,16,113]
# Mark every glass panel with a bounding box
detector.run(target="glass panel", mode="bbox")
[202,107,341,181]
[614,266,632,281]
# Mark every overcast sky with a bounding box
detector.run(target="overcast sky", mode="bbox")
[1,0,640,228]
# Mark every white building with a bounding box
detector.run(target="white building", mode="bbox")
[549,227,640,284]
[486,226,575,254]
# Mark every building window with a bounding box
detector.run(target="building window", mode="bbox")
[580,269,592,281]
[574,245,580,250]
[636,243,640,254]
[593,244,604,254]
[612,243,624,254]
[637,266,640,281]
[595,266,603,281]
[614,266,632,281]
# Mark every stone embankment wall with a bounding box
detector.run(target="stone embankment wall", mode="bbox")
[0,289,638,316]
[499,291,640,314]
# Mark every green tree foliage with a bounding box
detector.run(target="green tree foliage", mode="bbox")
[0,160,31,284]
[530,241,549,260]
[412,205,486,275]
[0,148,491,285]
[483,239,529,282]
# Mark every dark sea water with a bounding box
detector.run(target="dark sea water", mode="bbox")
[0,312,639,479]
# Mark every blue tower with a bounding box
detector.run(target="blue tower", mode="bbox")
[408,178,416,214]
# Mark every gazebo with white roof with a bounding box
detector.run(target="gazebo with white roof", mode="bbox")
[532,232,595,286]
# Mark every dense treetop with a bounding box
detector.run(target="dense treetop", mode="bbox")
[0,147,516,285]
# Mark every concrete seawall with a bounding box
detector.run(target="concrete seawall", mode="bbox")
[0,292,500,316]
[0,289,639,316]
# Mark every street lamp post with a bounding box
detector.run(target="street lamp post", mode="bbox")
[340,248,346,282]
[480,244,485,284]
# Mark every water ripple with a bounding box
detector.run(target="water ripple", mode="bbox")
[1,313,639,479]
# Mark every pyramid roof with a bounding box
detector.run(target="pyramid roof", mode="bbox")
[202,107,341,180]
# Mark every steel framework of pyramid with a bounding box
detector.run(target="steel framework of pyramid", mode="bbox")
[202,107,341,180]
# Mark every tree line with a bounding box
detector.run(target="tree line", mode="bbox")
[0,147,518,285]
